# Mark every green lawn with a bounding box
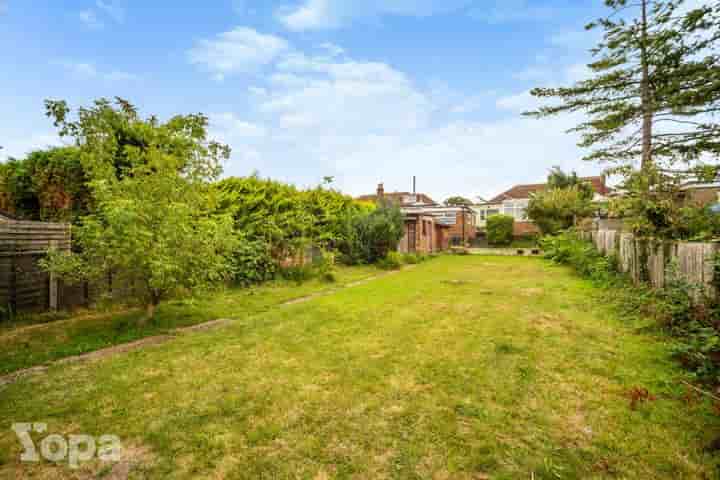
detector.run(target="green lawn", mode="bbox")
[0,264,379,375]
[1,256,719,479]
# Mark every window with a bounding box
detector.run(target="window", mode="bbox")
[502,201,528,221]
[422,220,427,236]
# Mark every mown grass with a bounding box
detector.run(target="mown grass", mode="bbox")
[1,256,719,479]
[0,265,379,375]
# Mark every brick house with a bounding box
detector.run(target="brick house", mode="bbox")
[356,183,437,207]
[680,181,720,207]
[358,184,477,253]
[475,176,609,236]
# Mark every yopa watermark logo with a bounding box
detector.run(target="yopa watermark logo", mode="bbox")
[12,423,122,468]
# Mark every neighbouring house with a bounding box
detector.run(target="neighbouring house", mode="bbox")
[358,184,477,253]
[475,176,610,236]
[680,180,720,207]
[356,183,437,207]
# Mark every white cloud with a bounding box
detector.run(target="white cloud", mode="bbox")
[192,30,599,200]
[79,1,124,29]
[95,0,125,23]
[277,0,472,31]
[79,10,103,29]
[261,53,430,136]
[188,27,289,80]
[55,60,139,82]
[1,133,65,161]
[496,90,538,112]
[211,113,267,138]
[318,42,345,57]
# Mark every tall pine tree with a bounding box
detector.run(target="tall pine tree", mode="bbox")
[526,0,719,177]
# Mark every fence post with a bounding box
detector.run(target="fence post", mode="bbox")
[48,240,58,311]
[9,249,16,316]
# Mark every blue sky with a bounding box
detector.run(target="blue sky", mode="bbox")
[1,0,627,201]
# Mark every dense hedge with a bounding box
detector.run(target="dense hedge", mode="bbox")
[214,175,404,283]
[486,214,514,246]
[0,147,91,222]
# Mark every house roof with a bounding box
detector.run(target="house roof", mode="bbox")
[356,192,438,206]
[488,176,609,203]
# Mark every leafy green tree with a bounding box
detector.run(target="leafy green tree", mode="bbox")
[527,187,595,235]
[444,196,474,206]
[486,215,514,246]
[41,98,236,321]
[0,147,91,222]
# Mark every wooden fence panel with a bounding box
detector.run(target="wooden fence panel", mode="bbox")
[0,220,71,315]
[591,227,719,298]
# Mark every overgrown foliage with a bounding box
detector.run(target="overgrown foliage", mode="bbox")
[486,214,514,246]
[0,147,91,222]
[40,98,237,321]
[216,176,367,256]
[541,230,720,385]
[339,204,405,264]
[527,186,595,235]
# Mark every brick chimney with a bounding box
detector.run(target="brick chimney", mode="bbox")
[377,183,384,199]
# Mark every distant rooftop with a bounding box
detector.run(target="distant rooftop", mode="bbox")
[356,183,438,206]
[487,176,609,203]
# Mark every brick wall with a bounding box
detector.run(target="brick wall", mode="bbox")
[444,212,477,246]
[513,221,539,236]
[399,216,436,254]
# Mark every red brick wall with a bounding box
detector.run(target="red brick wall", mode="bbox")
[400,217,436,253]
[444,212,477,246]
[513,221,539,236]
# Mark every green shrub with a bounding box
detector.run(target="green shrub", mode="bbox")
[526,186,593,235]
[313,250,336,283]
[486,215,514,246]
[670,322,720,384]
[279,264,316,284]
[402,253,420,264]
[339,205,405,265]
[231,237,277,286]
[377,251,403,270]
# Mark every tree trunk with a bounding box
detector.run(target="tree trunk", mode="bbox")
[139,292,160,326]
[144,302,156,322]
[640,0,653,173]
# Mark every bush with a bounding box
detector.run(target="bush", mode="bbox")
[339,205,405,265]
[402,253,420,264]
[486,215,514,246]
[526,186,593,235]
[279,264,316,284]
[377,251,403,270]
[313,250,336,283]
[231,237,277,286]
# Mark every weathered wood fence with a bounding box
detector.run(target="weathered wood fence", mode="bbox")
[584,226,719,296]
[0,219,74,313]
